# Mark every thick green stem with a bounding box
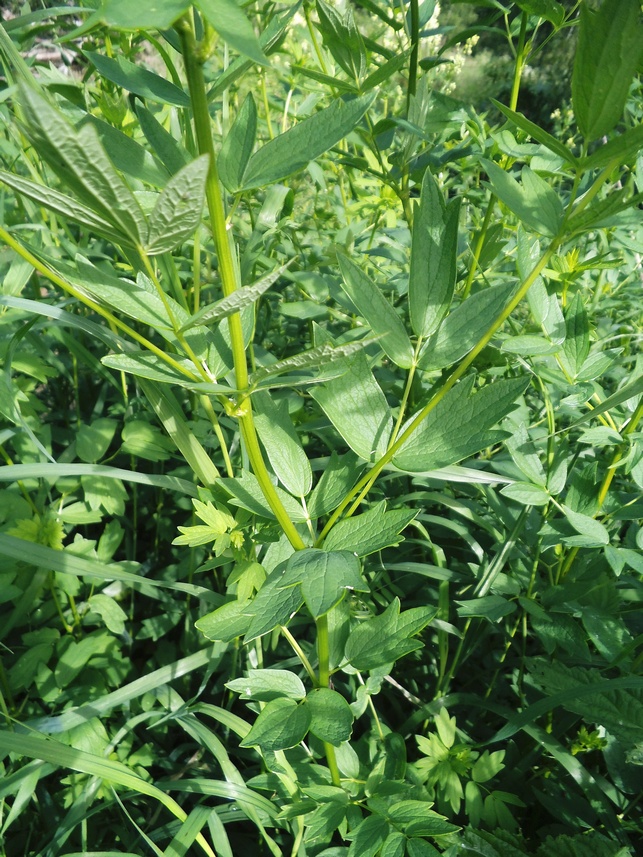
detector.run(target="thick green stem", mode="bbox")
[316,613,341,786]
[177,15,305,550]
[406,0,420,112]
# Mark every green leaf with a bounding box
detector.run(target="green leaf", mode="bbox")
[253,392,312,498]
[316,0,366,82]
[136,103,190,175]
[244,566,304,641]
[102,352,197,389]
[500,482,550,506]
[120,419,175,462]
[380,831,406,857]
[308,453,362,519]
[579,124,643,172]
[481,160,563,237]
[388,800,459,836]
[455,595,517,622]
[240,697,311,751]
[345,598,435,671]
[84,50,189,106]
[393,376,527,472]
[346,813,390,857]
[561,373,643,432]
[280,549,367,619]
[218,470,307,523]
[561,505,609,547]
[311,352,393,462]
[514,0,565,27]
[409,169,460,338]
[145,154,209,254]
[76,418,118,463]
[80,0,190,31]
[337,252,413,369]
[240,93,375,190]
[418,283,515,371]
[560,292,590,379]
[323,501,417,556]
[219,93,257,193]
[251,340,372,386]
[491,100,575,165]
[80,114,170,187]
[226,669,306,702]
[87,593,127,635]
[19,86,146,244]
[196,0,269,66]
[304,801,347,845]
[195,599,253,642]
[305,688,354,746]
[572,0,643,141]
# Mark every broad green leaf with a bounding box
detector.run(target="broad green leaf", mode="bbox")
[240,698,310,751]
[562,505,609,547]
[303,801,348,845]
[79,0,189,31]
[196,0,269,66]
[307,452,362,519]
[500,482,550,506]
[418,282,515,371]
[76,418,117,463]
[0,171,122,244]
[311,352,392,462]
[251,340,371,386]
[145,154,209,254]
[240,93,375,190]
[305,688,354,746]
[572,0,643,141]
[455,595,517,622]
[561,373,643,432]
[345,598,435,671]
[323,501,417,557]
[244,566,305,641]
[409,169,460,338]
[136,103,189,175]
[226,669,306,701]
[388,801,459,836]
[580,124,643,172]
[316,0,366,82]
[195,599,253,642]
[337,252,413,369]
[491,100,575,165]
[481,160,563,237]
[514,0,564,27]
[253,392,312,497]
[81,114,170,187]
[280,549,367,618]
[84,50,189,106]
[219,93,257,193]
[346,813,390,857]
[567,189,643,235]
[120,419,175,462]
[19,86,146,243]
[380,832,406,857]
[560,292,590,379]
[507,422,547,486]
[393,376,527,473]
[87,593,127,635]
[102,352,199,388]
[218,470,307,522]
[181,264,286,332]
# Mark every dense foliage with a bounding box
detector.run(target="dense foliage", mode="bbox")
[0,1,642,855]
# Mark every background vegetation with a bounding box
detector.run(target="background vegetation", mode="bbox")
[0,1,642,855]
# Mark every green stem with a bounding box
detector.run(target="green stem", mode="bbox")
[316,241,559,546]
[177,14,306,551]
[317,613,341,786]
[406,0,420,112]
[281,626,317,685]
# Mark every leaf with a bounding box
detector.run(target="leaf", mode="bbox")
[572,0,643,141]
[455,595,517,622]
[491,100,575,165]
[514,0,565,27]
[387,801,459,836]
[218,93,257,193]
[393,376,527,472]
[345,598,435,671]
[244,566,304,641]
[346,813,390,857]
[102,353,197,389]
[305,688,354,746]
[409,169,460,338]
[145,155,209,254]
[76,418,118,463]
[136,103,189,175]
[280,549,367,619]
[240,93,375,190]
[311,352,393,462]
[481,160,563,237]
[560,292,590,379]
[560,373,643,432]
[218,470,307,523]
[19,86,146,244]
[79,114,170,187]
[307,453,362,519]
[251,340,372,385]
[240,698,311,751]
[561,505,609,547]
[315,0,366,82]
[79,0,190,31]
[579,124,643,172]
[418,282,515,371]
[195,599,253,642]
[84,50,189,106]
[323,501,417,556]
[337,252,413,369]
[196,0,269,66]
[500,482,550,506]
[226,669,306,702]
[87,593,127,635]
[253,392,312,498]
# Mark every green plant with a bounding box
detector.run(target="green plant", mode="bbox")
[0,0,642,854]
